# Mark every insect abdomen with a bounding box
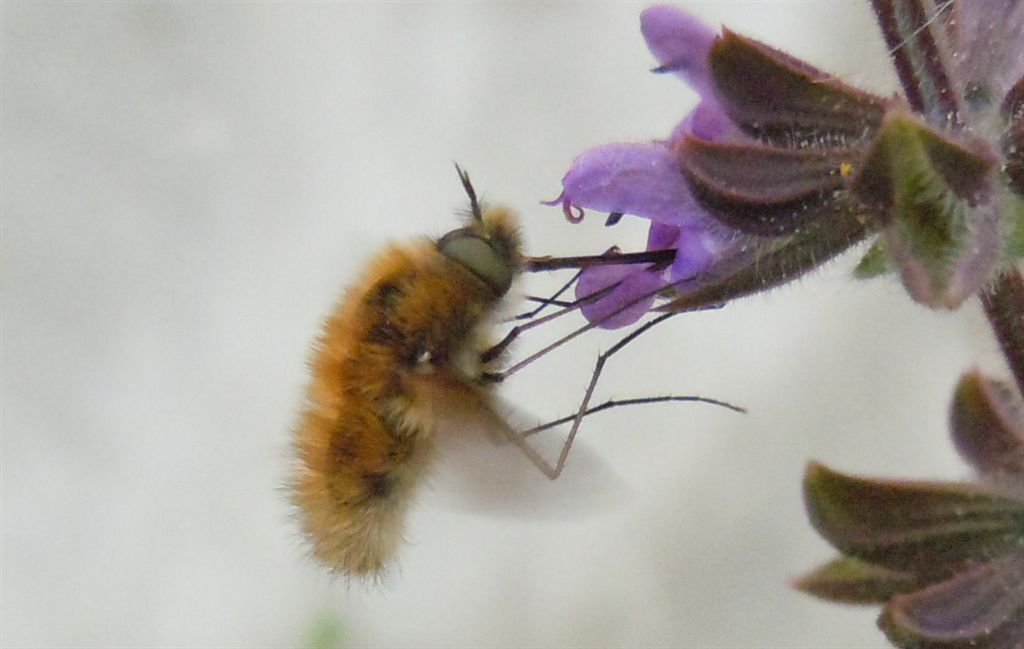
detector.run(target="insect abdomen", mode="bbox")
[291,241,497,577]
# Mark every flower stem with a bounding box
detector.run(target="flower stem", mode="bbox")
[869,0,960,126]
[980,267,1024,396]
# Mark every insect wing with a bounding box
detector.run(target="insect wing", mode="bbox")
[425,397,628,519]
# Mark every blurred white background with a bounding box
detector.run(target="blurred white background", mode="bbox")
[2,2,999,647]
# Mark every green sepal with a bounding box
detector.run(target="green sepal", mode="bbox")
[853,239,890,279]
[850,108,1001,308]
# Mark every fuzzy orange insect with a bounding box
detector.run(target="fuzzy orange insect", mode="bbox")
[290,169,522,577]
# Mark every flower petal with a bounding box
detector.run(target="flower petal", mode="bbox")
[576,263,667,330]
[669,225,722,282]
[880,549,1024,649]
[950,370,1024,490]
[560,143,706,225]
[803,462,1024,579]
[647,220,680,251]
[670,97,740,143]
[640,5,718,96]
[794,556,921,604]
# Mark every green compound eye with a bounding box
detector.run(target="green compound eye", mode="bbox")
[437,230,513,296]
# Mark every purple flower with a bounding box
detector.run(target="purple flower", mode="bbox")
[551,1,1024,325]
[544,5,1024,646]
[841,0,1024,308]
[548,8,741,329]
[675,0,1024,308]
[797,371,1024,649]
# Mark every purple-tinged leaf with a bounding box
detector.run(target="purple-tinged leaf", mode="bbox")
[879,549,1024,649]
[981,269,1024,398]
[803,462,1024,577]
[950,371,1024,489]
[794,556,921,604]
[707,30,886,144]
[679,137,858,236]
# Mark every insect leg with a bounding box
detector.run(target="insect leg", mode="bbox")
[521,395,745,439]
[484,246,680,372]
[541,312,678,479]
[510,269,584,322]
[479,281,615,368]
[482,270,584,366]
[505,312,735,480]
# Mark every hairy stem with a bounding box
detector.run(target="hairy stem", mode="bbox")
[980,267,1024,396]
[869,0,960,126]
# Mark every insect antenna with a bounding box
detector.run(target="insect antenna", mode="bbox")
[454,162,483,222]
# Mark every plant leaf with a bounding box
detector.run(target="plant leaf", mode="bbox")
[794,556,921,604]
[950,370,1024,489]
[803,462,1024,578]
[879,549,1024,649]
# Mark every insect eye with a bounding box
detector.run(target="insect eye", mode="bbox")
[437,230,512,296]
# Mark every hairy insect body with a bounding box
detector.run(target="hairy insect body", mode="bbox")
[292,206,521,577]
